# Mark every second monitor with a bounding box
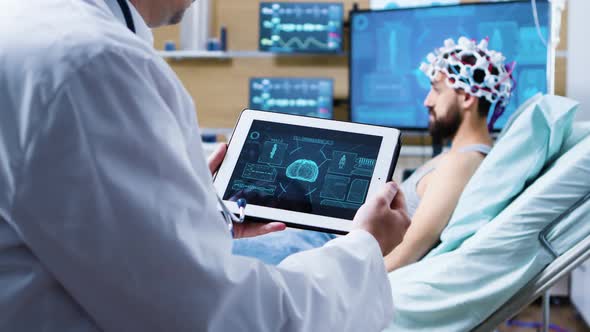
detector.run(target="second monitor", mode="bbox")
[259,2,344,53]
[249,78,334,119]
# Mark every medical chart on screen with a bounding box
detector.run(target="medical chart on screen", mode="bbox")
[223,120,383,220]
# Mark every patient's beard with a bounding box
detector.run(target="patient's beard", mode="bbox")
[428,106,462,141]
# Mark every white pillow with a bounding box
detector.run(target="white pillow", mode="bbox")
[426,95,579,258]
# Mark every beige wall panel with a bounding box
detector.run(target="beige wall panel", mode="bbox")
[559,6,568,51]
[154,25,179,49]
[555,57,567,97]
[170,57,348,127]
[154,0,365,128]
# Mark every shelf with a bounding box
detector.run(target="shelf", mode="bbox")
[157,50,347,60]
[158,50,230,59]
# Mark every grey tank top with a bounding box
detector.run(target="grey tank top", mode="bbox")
[400,144,492,218]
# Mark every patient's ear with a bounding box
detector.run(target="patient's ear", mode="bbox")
[462,92,478,112]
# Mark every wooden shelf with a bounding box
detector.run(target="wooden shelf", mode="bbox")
[157,50,347,60]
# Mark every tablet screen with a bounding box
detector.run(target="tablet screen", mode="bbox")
[223,120,383,220]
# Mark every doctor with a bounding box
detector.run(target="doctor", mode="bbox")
[0,0,410,331]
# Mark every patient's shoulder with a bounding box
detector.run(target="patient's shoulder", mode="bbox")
[434,149,485,179]
[447,147,487,164]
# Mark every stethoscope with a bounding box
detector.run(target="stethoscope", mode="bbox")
[116,0,136,33]
[217,196,247,237]
[115,0,248,236]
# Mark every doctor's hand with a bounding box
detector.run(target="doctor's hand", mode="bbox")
[207,143,228,175]
[353,182,410,256]
[207,143,287,238]
[232,222,287,239]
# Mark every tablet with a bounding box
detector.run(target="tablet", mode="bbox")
[213,109,402,234]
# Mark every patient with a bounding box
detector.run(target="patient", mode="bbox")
[234,36,516,271]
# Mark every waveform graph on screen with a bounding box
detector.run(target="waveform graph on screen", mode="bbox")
[259,2,344,53]
[249,78,334,119]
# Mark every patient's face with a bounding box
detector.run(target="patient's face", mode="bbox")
[423,73,462,140]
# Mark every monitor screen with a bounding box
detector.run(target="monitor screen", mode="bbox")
[370,0,459,10]
[223,120,383,220]
[249,78,334,119]
[259,2,344,53]
[350,0,550,130]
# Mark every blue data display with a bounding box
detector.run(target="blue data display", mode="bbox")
[350,0,549,130]
[223,120,383,220]
[249,78,334,119]
[259,2,344,53]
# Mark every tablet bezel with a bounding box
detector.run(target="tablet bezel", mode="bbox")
[213,109,402,234]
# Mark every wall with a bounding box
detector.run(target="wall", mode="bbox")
[153,0,569,129]
[566,0,590,121]
[568,0,590,312]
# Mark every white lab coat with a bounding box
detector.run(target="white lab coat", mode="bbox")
[0,1,393,331]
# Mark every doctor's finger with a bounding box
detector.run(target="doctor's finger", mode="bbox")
[390,184,407,212]
[233,222,287,239]
[375,182,399,207]
[207,143,227,175]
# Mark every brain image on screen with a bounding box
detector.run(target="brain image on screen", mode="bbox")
[286,159,320,183]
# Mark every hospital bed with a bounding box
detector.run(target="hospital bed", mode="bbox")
[385,96,590,332]
[475,193,590,332]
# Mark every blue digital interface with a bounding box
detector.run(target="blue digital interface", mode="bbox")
[350,0,549,130]
[259,2,344,53]
[249,78,334,119]
[223,120,383,220]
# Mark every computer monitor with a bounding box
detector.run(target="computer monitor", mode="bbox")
[350,0,550,130]
[259,2,344,53]
[249,78,334,119]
